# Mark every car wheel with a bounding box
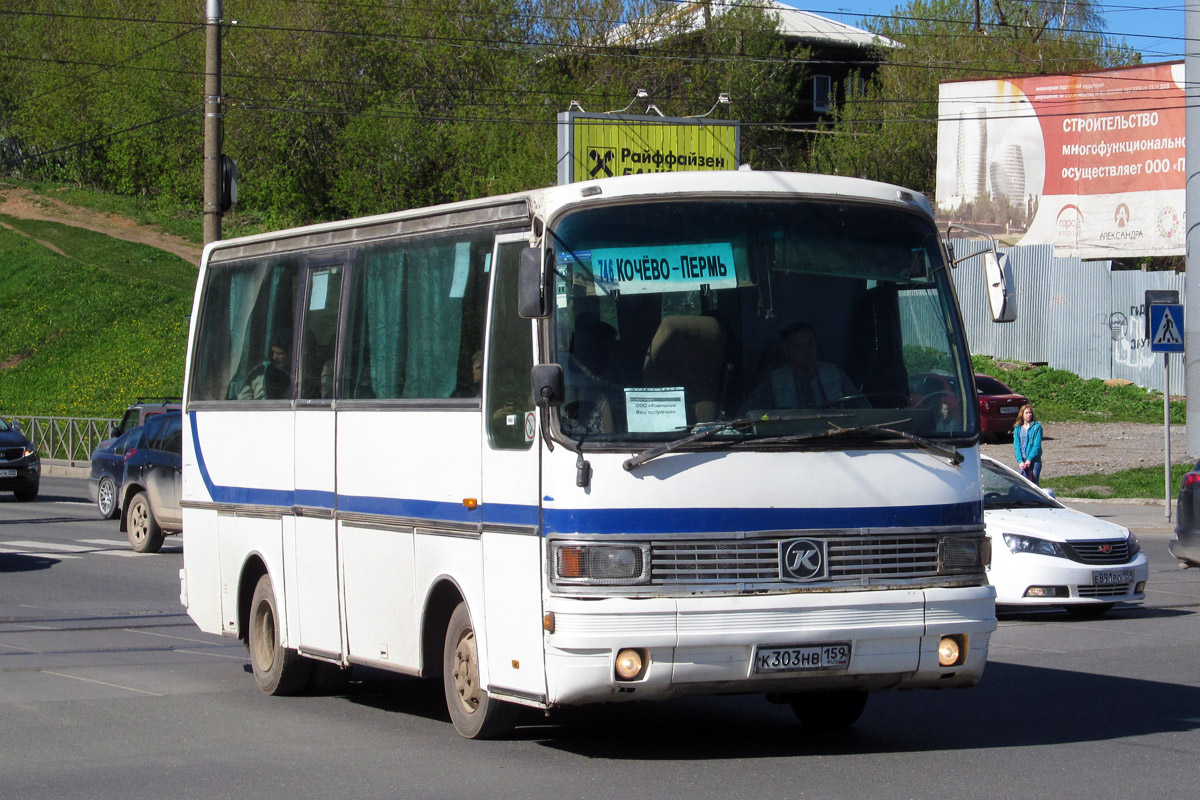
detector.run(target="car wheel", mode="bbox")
[96,476,119,519]
[13,482,39,502]
[247,574,312,695]
[1063,603,1115,619]
[126,491,165,553]
[787,690,869,729]
[443,602,518,739]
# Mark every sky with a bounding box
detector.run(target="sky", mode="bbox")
[784,2,1186,63]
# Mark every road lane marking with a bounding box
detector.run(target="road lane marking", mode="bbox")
[40,670,164,696]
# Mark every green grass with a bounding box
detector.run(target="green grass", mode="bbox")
[973,354,1184,424]
[1043,462,1192,501]
[0,217,194,417]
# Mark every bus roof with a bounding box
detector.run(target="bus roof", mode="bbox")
[201,170,932,265]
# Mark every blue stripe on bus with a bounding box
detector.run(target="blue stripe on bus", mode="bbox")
[542,502,980,534]
[190,413,978,533]
[295,488,336,509]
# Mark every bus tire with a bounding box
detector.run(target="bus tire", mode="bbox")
[442,602,518,739]
[248,574,312,696]
[787,690,869,729]
[126,492,164,553]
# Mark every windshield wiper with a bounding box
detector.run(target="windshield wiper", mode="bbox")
[623,413,854,472]
[749,420,963,465]
[622,415,842,472]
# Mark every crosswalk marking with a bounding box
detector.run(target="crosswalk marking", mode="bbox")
[0,538,147,558]
[0,545,82,559]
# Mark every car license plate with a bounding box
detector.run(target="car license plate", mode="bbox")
[1001,406,1018,414]
[0,469,16,478]
[1093,569,1135,586]
[754,643,851,674]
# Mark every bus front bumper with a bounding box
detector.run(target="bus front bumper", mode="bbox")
[542,586,996,706]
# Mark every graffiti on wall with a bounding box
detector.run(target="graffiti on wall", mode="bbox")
[1109,307,1155,369]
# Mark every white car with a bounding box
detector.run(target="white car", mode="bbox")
[981,455,1148,616]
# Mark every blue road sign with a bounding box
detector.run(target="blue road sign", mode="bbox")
[1149,304,1184,353]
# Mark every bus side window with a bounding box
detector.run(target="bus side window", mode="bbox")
[343,232,487,401]
[486,242,534,450]
[190,257,297,402]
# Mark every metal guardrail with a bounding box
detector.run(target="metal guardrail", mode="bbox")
[9,416,119,462]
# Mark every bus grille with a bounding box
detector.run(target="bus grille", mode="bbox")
[649,534,942,584]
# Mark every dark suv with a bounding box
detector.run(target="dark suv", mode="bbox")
[120,410,182,553]
[0,417,40,501]
[111,397,181,440]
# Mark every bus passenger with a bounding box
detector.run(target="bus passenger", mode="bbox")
[239,329,293,400]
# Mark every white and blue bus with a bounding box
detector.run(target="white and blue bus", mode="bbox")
[181,170,1000,738]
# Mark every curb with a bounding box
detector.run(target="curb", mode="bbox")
[41,460,91,480]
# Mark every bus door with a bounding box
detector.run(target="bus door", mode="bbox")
[479,234,546,703]
[292,257,345,660]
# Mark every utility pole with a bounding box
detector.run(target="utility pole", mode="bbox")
[203,0,223,246]
[1187,1,1200,459]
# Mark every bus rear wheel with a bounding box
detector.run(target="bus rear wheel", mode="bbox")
[248,574,312,696]
[787,690,869,729]
[442,602,518,739]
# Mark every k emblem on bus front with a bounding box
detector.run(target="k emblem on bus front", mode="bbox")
[781,538,827,581]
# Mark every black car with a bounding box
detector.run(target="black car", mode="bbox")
[120,411,182,553]
[0,417,40,501]
[88,425,145,519]
[1172,461,1200,568]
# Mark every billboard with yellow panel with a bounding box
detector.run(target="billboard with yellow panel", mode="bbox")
[557,112,739,185]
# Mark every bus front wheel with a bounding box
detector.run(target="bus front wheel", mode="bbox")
[442,602,518,739]
[248,574,312,696]
[787,690,869,729]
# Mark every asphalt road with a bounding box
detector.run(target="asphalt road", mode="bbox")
[1,477,1197,800]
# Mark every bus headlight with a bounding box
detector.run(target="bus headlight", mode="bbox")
[554,543,649,585]
[938,535,988,574]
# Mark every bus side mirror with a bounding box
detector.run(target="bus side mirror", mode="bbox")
[531,364,565,408]
[518,247,552,319]
[983,251,1017,323]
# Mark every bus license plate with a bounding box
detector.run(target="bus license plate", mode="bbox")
[0,469,16,478]
[1093,569,1134,586]
[754,643,851,674]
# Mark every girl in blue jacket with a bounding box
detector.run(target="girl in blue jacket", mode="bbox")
[1013,403,1043,484]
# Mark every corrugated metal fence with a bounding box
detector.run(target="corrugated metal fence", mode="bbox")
[949,241,1186,396]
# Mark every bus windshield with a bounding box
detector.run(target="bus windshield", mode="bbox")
[548,197,975,444]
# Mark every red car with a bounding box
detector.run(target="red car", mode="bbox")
[974,374,1029,441]
[908,372,1029,442]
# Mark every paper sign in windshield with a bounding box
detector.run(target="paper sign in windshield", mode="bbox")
[592,243,736,295]
[625,387,688,432]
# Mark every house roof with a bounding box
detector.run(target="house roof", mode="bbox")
[608,1,900,51]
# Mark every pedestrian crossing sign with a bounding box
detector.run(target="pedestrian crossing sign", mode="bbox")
[1149,303,1184,353]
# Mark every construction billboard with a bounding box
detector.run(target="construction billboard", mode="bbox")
[936,62,1185,259]
[557,111,739,185]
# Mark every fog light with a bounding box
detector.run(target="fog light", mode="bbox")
[1023,586,1068,598]
[1135,581,1145,593]
[615,648,646,681]
[938,635,966,667]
